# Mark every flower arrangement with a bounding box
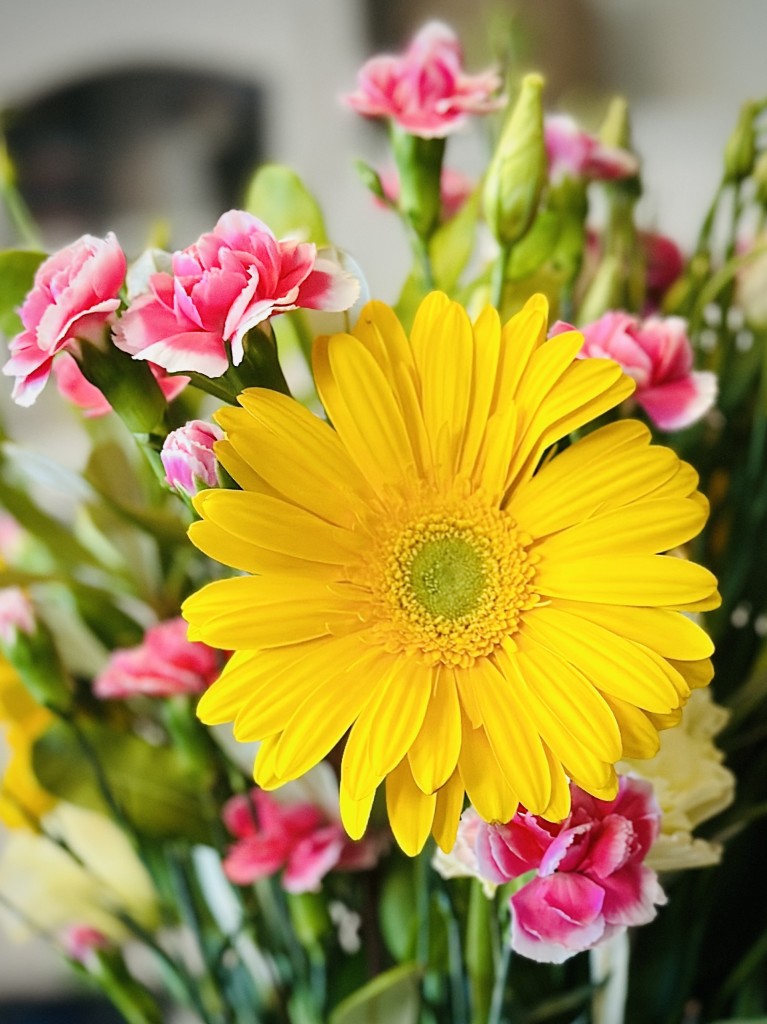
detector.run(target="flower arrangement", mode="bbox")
[0,17,765,1024]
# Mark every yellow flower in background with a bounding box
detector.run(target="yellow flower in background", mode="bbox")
[184,292,719,855]
[0,660,55,829]
[621,688,735,871]
[0,802,158,944]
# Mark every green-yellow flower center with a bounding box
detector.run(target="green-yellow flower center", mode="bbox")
[409,535,486,620]
[361,495,539,668]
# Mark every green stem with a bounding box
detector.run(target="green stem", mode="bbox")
[490,244,511,311]
[466,881,494,1024]
[487,938,512,1024]
[0,136,42,248]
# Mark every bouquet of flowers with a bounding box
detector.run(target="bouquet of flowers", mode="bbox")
[0,19,765,1024]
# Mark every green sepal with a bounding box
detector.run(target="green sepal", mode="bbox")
[77,340,167,434]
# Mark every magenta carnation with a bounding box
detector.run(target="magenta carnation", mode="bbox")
[344,21,503,138]
[114,210,359,378]
[475,777,666,964]
[3,233,127,407]
[93,617,221,699]
[222,788,383,895]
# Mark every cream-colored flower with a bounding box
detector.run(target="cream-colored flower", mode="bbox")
[620,689,735,871]
[0,802,158,944]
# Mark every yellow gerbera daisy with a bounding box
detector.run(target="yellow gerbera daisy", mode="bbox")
[0,660,55,829]
[184,292,719,855]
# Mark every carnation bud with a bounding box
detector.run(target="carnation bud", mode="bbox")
[483,73,546,248]
[161,420,224,498]
[724,101,757,183]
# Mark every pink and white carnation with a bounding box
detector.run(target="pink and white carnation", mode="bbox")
[222,788,383,895]
[3,233,127,407]
[114,210,359,378]
[545,114,639,184]
[475,777,666,964]
[52,352,187,418]
[552,312,717,431]
[344,21,503,139]
[93,617,221,699]
[161,419,224,497]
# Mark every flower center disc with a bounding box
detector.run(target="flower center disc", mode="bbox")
[409,536,486,619]
[362,498,540,668]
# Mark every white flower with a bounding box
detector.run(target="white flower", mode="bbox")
[0,802,158,945]
[620,689,735,872]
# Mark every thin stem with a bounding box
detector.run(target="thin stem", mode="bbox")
[490,244,511,311]
[487,938,512,1024]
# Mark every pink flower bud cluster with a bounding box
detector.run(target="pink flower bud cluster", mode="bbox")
[3,212,360,408]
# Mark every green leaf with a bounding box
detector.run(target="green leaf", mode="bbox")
[33,718,215,843]
[329,963,422,1024]
[0,249,46,335]
[244,164,328,245]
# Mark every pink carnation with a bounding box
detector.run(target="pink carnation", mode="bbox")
[52,352,188,418]
[93,617,221,699]
[475,778,666,964]
[222,788,383,894]
[345,21,503,138]
[545,114,639,184]
[161,419,224,496]
[114,210,359,378]
[552,312,717,431]
[3,233,127,407]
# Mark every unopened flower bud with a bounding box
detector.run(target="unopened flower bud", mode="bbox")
[599,96,632,151]
[483,73,546,248]
[724,101,757,183]
[161,420,224,497]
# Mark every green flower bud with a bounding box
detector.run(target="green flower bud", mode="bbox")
[754,151,767,207]
[599,96,631,151]
[724,101,757,183]
[483,73,547,248]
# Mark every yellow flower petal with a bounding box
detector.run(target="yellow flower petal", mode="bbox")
[386,758,436,856]
[431,771,466,852]
[407,668,462,794]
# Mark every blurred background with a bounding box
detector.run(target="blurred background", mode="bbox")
[0,0,765,1017]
